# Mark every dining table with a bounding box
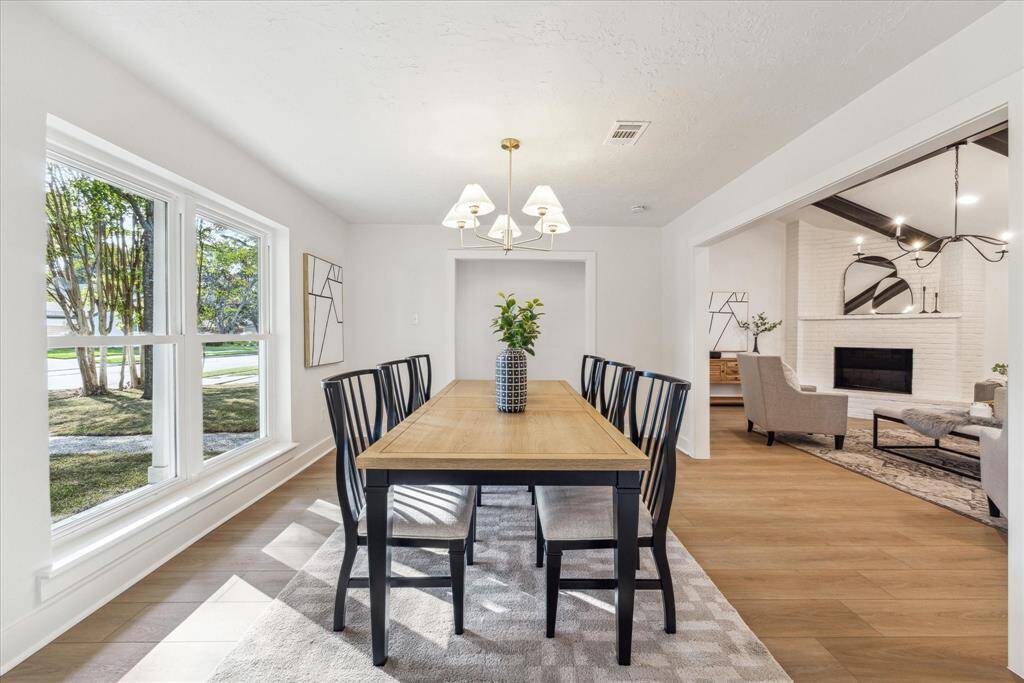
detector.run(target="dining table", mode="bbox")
[355,378,650,666]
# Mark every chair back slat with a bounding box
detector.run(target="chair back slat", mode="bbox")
[580,354,605,406]
[322,369,384,532]
[408,354,432,406]
[379,358,419,428]
[627,371,690,531]
[597,360,636,432]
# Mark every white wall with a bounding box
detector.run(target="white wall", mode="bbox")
[0,3,349,671]
[707,220,786,396]
[660,1,1023,673]
[455,260,586,388]
[708,220,787,351]
[344,225,662,389]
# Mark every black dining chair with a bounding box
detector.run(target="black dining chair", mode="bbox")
[580,354,605,406]
[322,368,477,634]
[378,358,420,428]
[408,353,432,406]
[596,360,636,432]
[534,370,690,637]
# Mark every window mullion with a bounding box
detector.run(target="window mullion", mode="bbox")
[180,199,205,480]
[46,334,184,349]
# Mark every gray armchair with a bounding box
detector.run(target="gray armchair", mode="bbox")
[737,353,849,449]
[980,426,1007,518]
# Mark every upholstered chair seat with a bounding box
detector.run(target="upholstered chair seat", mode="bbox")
[535,486,654,541]
[357,484,477,540]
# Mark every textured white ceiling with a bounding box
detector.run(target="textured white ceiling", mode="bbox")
[38,1,998,227]
[841,143,1009,236]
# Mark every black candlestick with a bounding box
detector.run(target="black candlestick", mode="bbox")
[932,291,940,314]
[920,285,928,314]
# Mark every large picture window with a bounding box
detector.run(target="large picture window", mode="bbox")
[45,146,275,530]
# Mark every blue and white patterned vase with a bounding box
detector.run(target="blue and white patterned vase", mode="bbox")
[495,347,528,413]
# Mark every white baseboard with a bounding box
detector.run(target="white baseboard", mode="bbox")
[676,435,706,459]
[0,437,334,675]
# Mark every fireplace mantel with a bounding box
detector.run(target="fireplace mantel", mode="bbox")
[799,313,962,321]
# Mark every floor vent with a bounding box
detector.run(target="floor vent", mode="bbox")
[604,121,650,146]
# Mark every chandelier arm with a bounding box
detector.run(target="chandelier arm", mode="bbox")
[892,238,915,254]
[460,243,514,250]
[962,236,1008,263]
[470,224,501,243]
[967,234,1010,246]
[912,242,946,269]
[469,225,485,240]
[468,231,506,247]
[506,241,553,252]
[510,232,546,246]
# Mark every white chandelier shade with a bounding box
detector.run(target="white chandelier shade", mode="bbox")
[443,137,564,253]
[442,203,480,229]
[534,211,571,234]
[455,184,495,216]
[488,214,522,239]
[522,185,563,217]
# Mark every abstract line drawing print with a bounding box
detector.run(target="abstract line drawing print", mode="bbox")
[707,291,749,352]
[303,253,344,367]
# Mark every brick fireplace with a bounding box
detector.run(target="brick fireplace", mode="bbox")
[783,218,986,418]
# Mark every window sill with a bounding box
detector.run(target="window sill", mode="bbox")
[39,440,298,603]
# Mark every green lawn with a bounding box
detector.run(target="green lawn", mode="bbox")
[50,451,151,522]
[49,385,258,436]
[48,341,259,361]
[202,365,258,379]
[49,385,259,521]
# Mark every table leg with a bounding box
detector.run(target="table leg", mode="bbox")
[366,471,393,666]
[613,472,641,666]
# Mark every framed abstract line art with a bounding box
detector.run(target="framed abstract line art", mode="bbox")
[707,291,749,353]
[303,253,344,367]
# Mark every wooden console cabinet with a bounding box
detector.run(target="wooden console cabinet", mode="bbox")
[709,357,743,405]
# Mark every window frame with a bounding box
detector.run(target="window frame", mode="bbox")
[188,201,274,471]
[45,128,284,540]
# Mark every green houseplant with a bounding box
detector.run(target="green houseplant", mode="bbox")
[490,292,544,412]
[737,312,782,354]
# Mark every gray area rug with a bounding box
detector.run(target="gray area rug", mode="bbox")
[210,489,788,682]
[776,427,1006,531]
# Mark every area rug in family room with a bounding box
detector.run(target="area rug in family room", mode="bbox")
[209,489,788,682]
[776,426,1006,531]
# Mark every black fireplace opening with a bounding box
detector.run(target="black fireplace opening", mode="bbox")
[834,347,913,394]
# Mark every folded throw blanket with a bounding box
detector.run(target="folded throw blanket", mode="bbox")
[902,408,1002,439]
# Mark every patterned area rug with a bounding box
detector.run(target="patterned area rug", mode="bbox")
[776,427,1006,531]
[209,489,788,681]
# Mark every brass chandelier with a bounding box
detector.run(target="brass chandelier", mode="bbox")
[889,143,1009,268]
[442,137,570,253]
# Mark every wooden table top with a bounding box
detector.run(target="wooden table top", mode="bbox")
[356,379,649,471]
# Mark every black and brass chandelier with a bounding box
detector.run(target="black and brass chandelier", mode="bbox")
[441,137,570,253]
[888,143,1009,268]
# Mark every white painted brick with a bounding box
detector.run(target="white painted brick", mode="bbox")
[786,221,990,415]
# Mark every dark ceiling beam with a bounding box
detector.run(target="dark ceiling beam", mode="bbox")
[839,121,1008,193]
[813,196,942,252]
[973,128,1008,156]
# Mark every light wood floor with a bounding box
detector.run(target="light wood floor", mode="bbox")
[4,407,1014,681]
[675,406,1013,681]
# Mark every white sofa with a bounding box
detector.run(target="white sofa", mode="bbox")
[980,426,1008,518]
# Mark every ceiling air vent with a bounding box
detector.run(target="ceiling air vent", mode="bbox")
[604,120,650,146]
